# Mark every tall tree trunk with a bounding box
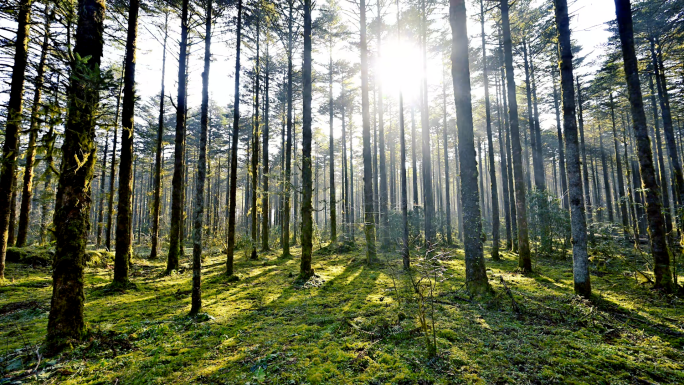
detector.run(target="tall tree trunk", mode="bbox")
[396,0,409,269]
[498,33,517,251]
[481,0,499,259]
[496,77,512,250]
[609,93,630,240]
[47,0,105,352]
[552,70,568,210]
[576,77,592,223]
[648,71,672,235]
[614,0,673,291]
[328,47,337,243]
[501,0,531,271]
[226,0,243,275]
[0,0,32,277]
[262,40,270,251]
[523,39,544,192]
[554,0,590,297]
[377,0,389,248]
[17,6,51,247]
[190,0,212,315]
[450,0,490,295]
[114,0,140,285]
[282,0,294,257]
[97,131,109,247]
[420,0,435,243]
[651,37,684,235]
[599,130,614,222]
[251,14,261,260]
[411,106,419,207]
[106,65,124,251]
[167,0,190,273]
[300,0,315,277]
[150,10,169,260]
[442,72,452,245]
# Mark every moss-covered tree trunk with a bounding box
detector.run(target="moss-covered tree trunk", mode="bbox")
[450,0,490,296]
[17,5,51,248]
[554,0,591,297]
[114,0,140,285]
[614,0,673,292]
[47,0,106,352]
[0,0,31,278]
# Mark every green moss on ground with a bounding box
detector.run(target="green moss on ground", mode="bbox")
[1,244,682,384]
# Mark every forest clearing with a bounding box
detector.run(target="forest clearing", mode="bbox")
[2,243,683,384]
[2,0,684,382]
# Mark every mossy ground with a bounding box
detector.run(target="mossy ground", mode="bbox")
[1,242,683,384]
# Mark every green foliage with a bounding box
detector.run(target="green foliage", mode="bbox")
[527,190,571,258]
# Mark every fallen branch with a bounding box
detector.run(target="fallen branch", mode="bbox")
[499,276,522,315]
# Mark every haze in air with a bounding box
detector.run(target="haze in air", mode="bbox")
[0,0,683,383]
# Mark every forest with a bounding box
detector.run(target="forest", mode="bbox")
[1,0,683,382]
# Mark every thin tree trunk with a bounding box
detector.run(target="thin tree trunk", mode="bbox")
[167,0,190,273]
[17,6,51,247]
[481,0,499,259]
[420,0,435,243]
[0,0,32,276]
[609,93,630,240]
[150,10,169,260]
[226,0,243,275]
[190,0,212,315]
[501,0,531,270]
[113,0,140,285]
[106,65,124,251]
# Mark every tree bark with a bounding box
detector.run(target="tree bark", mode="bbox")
[450,0,490,295]
[614,0,673,291]
[0,0,32,277]
[501,0,531,270]
[300,0,315,277]
[17,5,51,247]
[114,0,140,285]
[190,0,212,316]
[47,0,106,352]
[167,0,190,273]
[420,0,435,243]
[226,0,243,275]
[150,10,169,260]
[481,0,499,259]
[554,0,590,297]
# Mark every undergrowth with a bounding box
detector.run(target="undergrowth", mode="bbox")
[1,242,683,384]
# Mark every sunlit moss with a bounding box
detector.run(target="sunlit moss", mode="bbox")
[0,244,682,383]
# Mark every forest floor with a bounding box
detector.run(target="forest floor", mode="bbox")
[1,241,684,384]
